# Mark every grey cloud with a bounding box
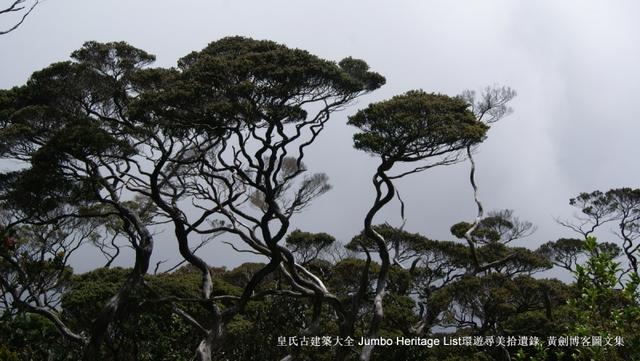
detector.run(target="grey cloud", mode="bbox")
[2,0,638,273]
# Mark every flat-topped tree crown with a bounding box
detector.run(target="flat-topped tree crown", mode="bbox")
[348,90,488,162]
[71,41,155,77]
[0,42,148,214]
[285,229,336,264]
[153,36,385,129]
[178,36,384,94]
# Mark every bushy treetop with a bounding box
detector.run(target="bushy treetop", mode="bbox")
[348,90,487,161]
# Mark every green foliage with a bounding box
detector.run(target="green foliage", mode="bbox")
[560,236,640,360]
[58,266,246,360]
[0,346,18,361]
[328,257,380,297]
[476,243,552,275]
[286,230,336,264]
[348,223,432,251]
[348,90,487,160]
[0,42,146,214]
[451,209,535,245]
[0,313,76,361]
[135,36,385,133]
[511,237,640,361]
[222,297,311,361]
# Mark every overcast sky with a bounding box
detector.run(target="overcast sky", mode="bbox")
[1,0,639,273]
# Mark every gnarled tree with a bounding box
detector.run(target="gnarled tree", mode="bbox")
[457,86,516,273]
[559,188,640,277]
[348,90,488,360]
[1,37,385,361]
